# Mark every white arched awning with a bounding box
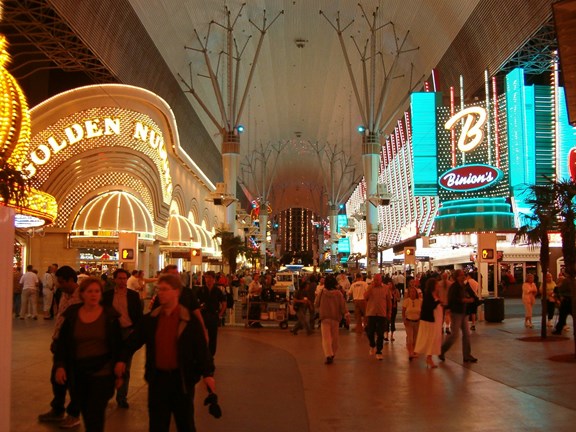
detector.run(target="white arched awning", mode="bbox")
[165,214,218,255]
[70,191,155,242]
[167,214,199,247]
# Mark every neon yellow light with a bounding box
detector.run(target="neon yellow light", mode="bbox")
[1,37,31,169]
[1,35,58,226]
[444,107,487,153]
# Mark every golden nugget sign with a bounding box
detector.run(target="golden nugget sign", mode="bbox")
[25,108,173,200]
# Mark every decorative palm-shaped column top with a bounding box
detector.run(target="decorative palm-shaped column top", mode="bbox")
[179,5,283,232]
[321,5,422,272]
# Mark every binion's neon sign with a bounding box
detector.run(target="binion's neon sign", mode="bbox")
[439,164,503,192]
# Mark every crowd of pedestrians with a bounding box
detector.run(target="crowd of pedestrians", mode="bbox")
[16,263,228,432]
[13,261,574,430]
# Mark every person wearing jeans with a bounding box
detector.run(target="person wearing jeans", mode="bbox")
[38,265,83,429]
[291,281,313,335]
[365,274,392,360]
[102,269,143,409]
[440,269,477,363]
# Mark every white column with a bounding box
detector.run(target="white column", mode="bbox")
[259,207,268,269]
[0,206,15,432]
[222,152,238,232]
[329,205,338,267]
[363,133,380,275]
[222,132,240,234]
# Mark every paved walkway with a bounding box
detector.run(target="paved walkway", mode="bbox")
[10,299,576,432]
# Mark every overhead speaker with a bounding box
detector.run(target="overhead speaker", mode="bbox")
[553,0,576,126]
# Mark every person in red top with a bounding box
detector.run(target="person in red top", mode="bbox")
[116,273,215,432]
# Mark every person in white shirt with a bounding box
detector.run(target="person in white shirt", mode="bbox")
[42,264,57,319]
[20,264,39,319]
[396,272,406,297]
[76,267,89,283]
[349,273,368,333]
[127,270,140,291]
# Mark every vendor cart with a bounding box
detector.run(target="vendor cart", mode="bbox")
[245,297,290,329]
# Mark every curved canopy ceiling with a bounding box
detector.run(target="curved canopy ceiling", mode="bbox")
[3,1,553,219]
[128,0,482,217]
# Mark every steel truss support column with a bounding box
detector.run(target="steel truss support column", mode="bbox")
[259,206,268,269]
[363,132,380,274]
[329,204,338,267]
[223,131,240,232]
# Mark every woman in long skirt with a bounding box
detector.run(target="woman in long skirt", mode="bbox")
[414,278,443,368]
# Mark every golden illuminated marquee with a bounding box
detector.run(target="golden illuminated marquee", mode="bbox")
[25,108,173,202]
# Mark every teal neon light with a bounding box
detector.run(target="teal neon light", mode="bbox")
[337,237,350,254]
[336,214,348,233]
[411,92,438,196]
[558,87,576,181]
[506,68,534,188]
[435,212,513,220]
[434,197,515,233]
[441,197,508,206]
[506,68,536,218]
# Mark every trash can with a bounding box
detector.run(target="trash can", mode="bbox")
[483,297,505,323]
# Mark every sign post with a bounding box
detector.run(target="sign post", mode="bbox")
[477,232,497,296]
[404,247,416,265]
[118,232,138,271]
[190,248,202,266]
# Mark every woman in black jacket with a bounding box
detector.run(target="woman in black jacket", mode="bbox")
[414,277,443,368]
[53,276,123,432]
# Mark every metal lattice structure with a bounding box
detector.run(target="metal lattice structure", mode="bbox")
[498,19,558,75]
[0,0,117,82]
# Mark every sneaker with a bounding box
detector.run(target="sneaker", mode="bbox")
[376,353,383,360]
[463,356,478,363]
[38,409,65,422]
[59,415,81,429]
[368,347,376,356]
[117,400,129,409]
